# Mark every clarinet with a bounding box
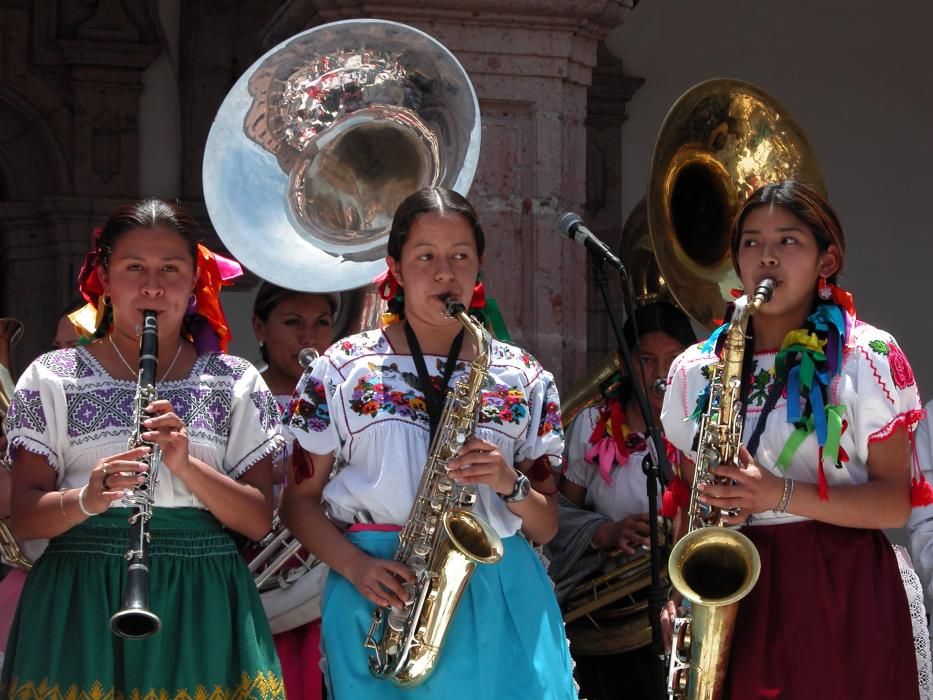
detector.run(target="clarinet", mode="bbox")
[110,310,162,639]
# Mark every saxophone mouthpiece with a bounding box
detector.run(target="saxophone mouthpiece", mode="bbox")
[443,297,466,317]
[298,347,319,369]
[753,279,776,303]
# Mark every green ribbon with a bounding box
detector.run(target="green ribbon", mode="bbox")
[482,296,512,342]
[774,403,846,471]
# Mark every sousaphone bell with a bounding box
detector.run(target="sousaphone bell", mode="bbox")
[646,78,825,330]
[203,18,482,294]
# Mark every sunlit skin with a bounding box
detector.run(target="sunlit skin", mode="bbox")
[10,226,274,543]
[563,331,688,555]
[52,314,80,350]
[661,204,911,645]
[253,293,333,396]
[735,205,840,349]
[281,210,562,610]
[100,226,199,375]
[386,212,480,354]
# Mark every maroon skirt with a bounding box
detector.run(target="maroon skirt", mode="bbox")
[725,520,918,700]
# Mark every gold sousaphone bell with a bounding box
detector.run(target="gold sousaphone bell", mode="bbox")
[647,78,825,330]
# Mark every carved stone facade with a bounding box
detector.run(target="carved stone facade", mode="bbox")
[0,0,159,368]
[0,0,641,388]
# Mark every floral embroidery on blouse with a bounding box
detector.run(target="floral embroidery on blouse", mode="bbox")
[538,379,563,437]
[746,361,777,407]
[478,384,528,426]
[869,339,916,390]
[290,374,331,433]
[348,363,430,424]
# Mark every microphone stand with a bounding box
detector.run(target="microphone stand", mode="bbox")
[590,256,669,699]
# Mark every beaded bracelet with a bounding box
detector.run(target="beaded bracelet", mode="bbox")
[59,488,80,525]
[77,484,97,518]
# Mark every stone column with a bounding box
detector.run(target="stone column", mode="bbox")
[584,46,644,372]
[264,0,633,388]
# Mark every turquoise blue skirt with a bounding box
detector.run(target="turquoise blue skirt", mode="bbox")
[321,531,577,699]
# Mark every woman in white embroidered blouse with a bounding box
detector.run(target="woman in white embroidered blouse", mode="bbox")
[281,187,576,699]
[250,280,338,700]
[660,180,927,699]
[1,199,284,698]
[555,301,695,699]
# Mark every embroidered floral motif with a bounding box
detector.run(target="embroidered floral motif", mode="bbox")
[537,380,563,437]
[747,363,776,407]
[888,343,916,390]
[478,384,528,426]
[348,364,430,425]
[866,338,916,391]
[289,375,331,432]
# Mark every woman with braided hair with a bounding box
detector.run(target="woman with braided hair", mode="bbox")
[661,180,930,699]
[1,199,284,697]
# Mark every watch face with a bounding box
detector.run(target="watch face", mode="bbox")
[518,476,531,497]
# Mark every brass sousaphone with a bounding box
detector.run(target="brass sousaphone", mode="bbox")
[203,19,482,633]
[647,78,825,331]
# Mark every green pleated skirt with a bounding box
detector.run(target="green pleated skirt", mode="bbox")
[0,508,284,700]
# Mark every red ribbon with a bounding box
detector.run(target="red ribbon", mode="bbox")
[74,228,242,351]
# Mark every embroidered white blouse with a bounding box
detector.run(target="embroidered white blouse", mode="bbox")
[565,406,656,522]
[6,347,283,508]
[283,329,564,538]
[662,320,923,525]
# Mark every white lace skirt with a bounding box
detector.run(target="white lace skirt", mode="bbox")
[895,545,932,699]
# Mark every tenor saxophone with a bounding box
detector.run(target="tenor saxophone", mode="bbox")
[666,280,773,700]
[110,310,162,639]
[363,298,505,687]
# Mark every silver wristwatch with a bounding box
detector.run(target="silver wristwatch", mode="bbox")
[502,471,531,503]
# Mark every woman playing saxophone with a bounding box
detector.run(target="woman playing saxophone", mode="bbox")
[661,181,928,699]
[281,187,576,699]
[1,199,284,697]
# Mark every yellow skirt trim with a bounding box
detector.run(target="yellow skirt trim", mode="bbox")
[2,672,285,700]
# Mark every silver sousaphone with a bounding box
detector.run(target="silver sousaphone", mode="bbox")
[203,18,482,633]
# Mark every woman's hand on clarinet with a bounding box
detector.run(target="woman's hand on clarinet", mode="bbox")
[84,446,151,513]
[699,445,785,525]
[447,438,516,495]
[141,399,190,474]
[592,512,652,555]
[345,552,416,609]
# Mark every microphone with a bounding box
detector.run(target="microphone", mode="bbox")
[556,212,625,272]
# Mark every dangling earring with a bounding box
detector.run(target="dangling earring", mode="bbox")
[187,293,198,314]
[818,276,832,301]
[101,293,111,307]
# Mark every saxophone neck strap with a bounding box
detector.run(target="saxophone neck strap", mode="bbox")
[403,322,466,440]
